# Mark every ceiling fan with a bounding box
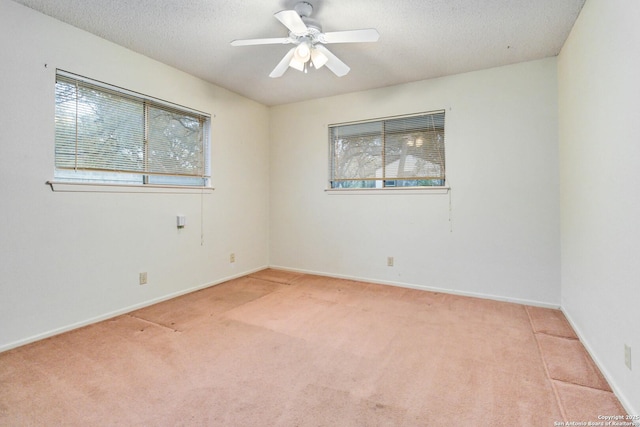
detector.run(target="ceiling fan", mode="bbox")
[230,1,379,78]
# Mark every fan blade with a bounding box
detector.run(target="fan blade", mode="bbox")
[269,47,296,78]
[322,29,380,44]
[314,45,350,77]
[231,37,291,46]
[274,10,308,34]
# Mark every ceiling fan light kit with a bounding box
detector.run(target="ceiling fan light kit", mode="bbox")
[311,48,328,69]
[231,1,379,78]
[294,41,311,63]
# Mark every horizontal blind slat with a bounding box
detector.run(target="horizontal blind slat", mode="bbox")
[55,71,211,186]
[330,111,445,189]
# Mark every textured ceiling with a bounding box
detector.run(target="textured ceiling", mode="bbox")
[11,0,585,106]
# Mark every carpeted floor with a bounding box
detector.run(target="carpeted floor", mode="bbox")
[0,269,627,425]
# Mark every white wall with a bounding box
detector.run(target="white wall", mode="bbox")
[2,0,634,413]
[269,58,561,306]
[558,0,640,413]
[0,0,270,351]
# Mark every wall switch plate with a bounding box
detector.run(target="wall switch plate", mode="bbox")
[387,256,394,267]
[230,253,235,263]
[139,272,148,285]
[625,344,632,370]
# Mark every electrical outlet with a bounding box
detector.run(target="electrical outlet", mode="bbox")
[387,256,394,267]
[625,344,632,370]
[139,272,148,285]
[230,253,235,263]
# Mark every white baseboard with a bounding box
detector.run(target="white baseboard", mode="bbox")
[5,264,632,415]
[268,264,561,309]
[561,305,637,417]
[0,265,268,353]
[271,265,637,413]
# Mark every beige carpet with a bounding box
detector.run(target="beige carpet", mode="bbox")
[0,269,627,426]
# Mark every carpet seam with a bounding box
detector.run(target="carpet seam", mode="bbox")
[535,332,579,341]
[525,306,568,423]
[550,377,618,393]
[247,276,297,286]
[2,275,622,424]
[533,331,613,392]
[127,314,181,333]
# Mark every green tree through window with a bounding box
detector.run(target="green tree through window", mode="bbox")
[54,71,211,187]
[329,112,445,189]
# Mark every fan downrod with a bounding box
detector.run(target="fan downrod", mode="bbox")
[294,2,313,18]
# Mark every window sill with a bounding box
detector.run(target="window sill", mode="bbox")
[46,181,214,194]
[325,186,450,195]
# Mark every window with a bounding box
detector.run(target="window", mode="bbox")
[329,111,445,189]
[54,70,211,188]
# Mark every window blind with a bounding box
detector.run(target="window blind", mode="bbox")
[54,71,211,186]
[329,111,445,189]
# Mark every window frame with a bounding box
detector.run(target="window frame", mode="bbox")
[327,110,447,193]
[50,70,212,192]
